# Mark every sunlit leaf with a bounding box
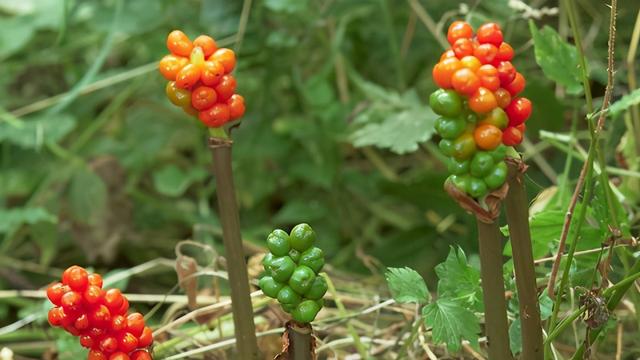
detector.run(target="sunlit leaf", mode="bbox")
[385,267,430,304]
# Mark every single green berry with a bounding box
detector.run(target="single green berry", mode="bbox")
[304,276,328,300]
[484,161,508,189]
[470,152,495,177]
[488,144,507,162]
[267,256,296,283]
[277,286,302,307]
[449,174,470,192]
[452,133,477,160]
[288,249,301,263]
[298,247,325,273]
[288,265,316,294]
[262,253,274,275]
[439,139,454,156]
[292,299,322,323]
[429,89,463,117]
[436,117,466,140]
[259,276,284,298]
[466,177,488,198]
[289,223,316,251]
[480,107,508,129]
[267,229,290,256]
[447,158,470,175]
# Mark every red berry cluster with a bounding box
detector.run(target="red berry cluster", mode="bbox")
[159,30,245,128]
[47,266,153,360]
[433,21,532,146]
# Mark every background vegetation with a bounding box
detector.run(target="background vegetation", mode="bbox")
[1,0,640,358]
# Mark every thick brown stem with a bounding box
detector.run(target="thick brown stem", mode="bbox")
[476,218,514,360]
[504,160,543,360]
[208,137,260,360]
[285,321,314,360]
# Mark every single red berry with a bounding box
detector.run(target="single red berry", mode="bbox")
[209,48,236,74]
[48,307,64,326]
[61,291,83,312]
[497,61,516,86]
[62,266,81,285]
[473,43,498,64]
[502,126,523,146]
[116,297,129,315]
[228,94,246,120]
[104,289,124,310]
[495,42,514,62]
[99,336,118,353]
[504,72,526,96]
[175,63,201,89]
[199,104,231,127]
[452,38,474,58]
[476,64,500,91]
[46,282,67,306]
[80,335,94,349]
[118,332,138,353]
[65,266,89,291]
[89,304,111,326]
[201,60,225,86]
[58,307,76,327]
[505,97,532,126]
[130,350,152,360]
[88,327,106,339]
[193,35,218,57]
[87,273,103,288]
[126,313,145,337]
[74,313,89,330]
[88,350,108,360]
[84,285,103,305]
[191,85,218,111]
[447,21,473,45]
[477,22,503,46]
[111,315,127,332]
[138,326,153,348]
[215,74,237,101]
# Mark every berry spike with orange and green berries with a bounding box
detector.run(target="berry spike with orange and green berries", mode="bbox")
[159,30,245,128]
[47,266,154,360]
[431,21,531,199]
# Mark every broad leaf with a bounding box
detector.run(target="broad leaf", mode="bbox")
[609,88,640,118]
[529,21,583,95]
[152,165,206,197]
[436,246,482,308]
[422,298,480,353]
[0,115,76,149]
[0,207,56,233]
[385,267,430,304]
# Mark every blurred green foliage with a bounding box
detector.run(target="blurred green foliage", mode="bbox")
[1,1,640,354]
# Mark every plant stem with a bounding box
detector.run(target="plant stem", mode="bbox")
[286,321,314,360]
[504,160,543,360]
[476,217,513,360]
[208,136,259,360]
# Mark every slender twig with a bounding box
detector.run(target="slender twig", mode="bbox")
[208,136,259,359]
[476,218,513,360]
[504,160,544,360]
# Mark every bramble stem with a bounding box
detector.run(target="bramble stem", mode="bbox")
[476,218,513,360]
[286,321,314,360]
[208,136,259,359]
[504,160,543,360]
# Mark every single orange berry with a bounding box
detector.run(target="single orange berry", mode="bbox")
[159,55,189,81]
[199,104,231,127]
[451,68,481,95]
[474,123,503,150]
[447,21,473,45]
[495,42,514,62]
[440,49,456,61]
[469,87,498,114]
[228,94,246,119]
[473,43,498,64]
[452,38,474,58]
[166,30,193,57]
[477,23,504,46]
[494,88,512,109]
[215,74,237,101]
[209,48,236,74]
[175,64,201,89]
[432,57,462,88]
[193,35,218,57]
[191,86,218,111]
[459,55,481,72]
[201,60,225,86]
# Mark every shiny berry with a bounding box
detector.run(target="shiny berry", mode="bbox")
[80,335,94,349]
[166,81,192,108]
[191,86,218,111]
[469,87,498,114]
[109,353,130,360]
[497,61,516,85]
[116,297,129,315]
[74,313,89,330]
[193,35,217,57]
[477,23,503,46]
[451,68,481,95]
[47,282,67,306]
[87,273,103,288]
[228,94,246,119]
[201,60,225,86]
[209,48,236,73]
[495,42,514,62]
[83,285,103,305]
[48,307,64,326]
[159,55,188,81]
[104,289,124,310]
[215,74,237,101]
[89,304,111,326]
[473,43,498,64]
[138,326,153,348]
[502,126,523,146]
[167,30,193,57]
[64,266,88,291]
[118,332,138,353]
[61,291,83,312]
[494,88,512,109]
[130,350,152,360]
[111,315,127,332]
[175,63,201,89]
[126,313,145,337]
[440,49,456,61]
[447,21,473,45]
[505,97,532,126]
[474,124,503,151]
[476,64,500,91]
[452,38,474,58]
[460,55,481,72]
[504,72,526,96]
[199,104,231,127]
[432,57,462,88]
[99,336,118,353]
[88,350,108,360]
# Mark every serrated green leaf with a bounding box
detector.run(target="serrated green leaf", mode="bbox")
[0,207,57,233]
[385,267,430,304]
[609,88,640,118]
[0,114,76,149]
[69,168,107,225]
[529,21,583,95]
[422,298,480,353]
[436,246,482,309]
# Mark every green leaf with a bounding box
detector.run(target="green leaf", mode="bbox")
[384,267,430,304]
[609,88,640,118]
[436,246,482,308]
[350,105,436,154]
[69,168,107,225]
[529,21,583,95]
[0,207,57,233]
[539,292,553,320]
[509,318,522,354]
[0,114,76,149]
[422,298,480,353]
[152,165,206,197]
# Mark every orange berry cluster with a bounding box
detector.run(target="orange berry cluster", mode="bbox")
[159,30,245,128]
[433,21,532,148]
[47,266,153,360]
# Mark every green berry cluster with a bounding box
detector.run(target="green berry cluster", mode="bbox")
[259,223,327,323]
[430,89,508,199]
